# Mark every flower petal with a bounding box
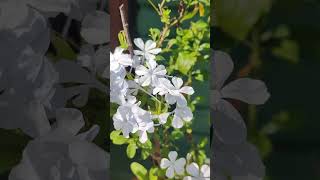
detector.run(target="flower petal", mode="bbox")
[212,51,234,90]
[221,78,270,105]
[160,158,171,169]
[174,158,186,175]
[168,151,178,161]
[172,115,184,129]
[135,65,148,76]
[212,100,247,144]
[55,108,84,135]
[148,48,162,54]
[172,77,183,88]
[200,164,210,177]
[153,65,167,76]
[166,166,175,179]
[145,40,157,50]
[186,162,200,177]
[134,38,145,50]
[180,86,194,95]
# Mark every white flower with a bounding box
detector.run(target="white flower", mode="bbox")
[172,106,193,128]
[184,163,210,180]
[113,99,154,143]
[112,103,139,138]
[156,77,194,107]
[157,112,171,124]
[135,59,166,87]
[160,151,186,179]
[133,38,161,61]
[110,68,128,105]
[211,51,270,144]
[110,47,131,73]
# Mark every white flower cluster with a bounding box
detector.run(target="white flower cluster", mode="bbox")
[111,38,195,143]
[160,151,210,179]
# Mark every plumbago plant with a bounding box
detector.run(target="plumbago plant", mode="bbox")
[110,0,210,179]
[0,0,109,179]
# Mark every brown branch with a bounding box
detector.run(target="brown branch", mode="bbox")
[119,4,134,57]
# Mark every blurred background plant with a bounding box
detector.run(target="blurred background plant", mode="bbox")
[212,0,320,179]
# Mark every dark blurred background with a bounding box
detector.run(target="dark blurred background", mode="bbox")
[213,0,320,179]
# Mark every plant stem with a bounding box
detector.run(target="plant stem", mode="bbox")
[62,16,72,38]
[147,0,161,15]
[119,4,134,57]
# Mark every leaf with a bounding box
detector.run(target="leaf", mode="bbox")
[149,167,159,180]
[141,149,151,160]
[118,31,128,49]
[272,39,299,63]
[51,35,77,60]
[199,3,205,16]
[130,162,148,180]
[214,0,271,40]
[126,142,137,159]
[175,52,197,75]
[171,130,184,140]
[110,130,128,145]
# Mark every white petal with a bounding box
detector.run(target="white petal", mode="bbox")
[166,166,175,179]
[153,65,167,76]
[147,59,157,70]
[160,158,171,169]
[200,164,210,177]
[172,115,184,129]
[80,11,109,45]
[168,151,178,161]
[158,113,170,124]
[183,176,193,180]
[134,38,145,50]
[138,131,148,143]
[133,50,144,56]
[139,76,151,87]
[55,108,84,135]
[221,78,270,105]
[174,158,186,175]
[212,51,234,89]
[145,40,157,50]
[148,48,162,54]
[165,94,176,105]
[186,163,200,177]
[172,77,183,88]
[180,86,194,95]
[145,53,156,61]
[118,55,132,66]
[176,94,187,107]
[135,65,149,76]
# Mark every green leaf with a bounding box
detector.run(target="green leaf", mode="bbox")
[118,31,129,49]
[110,130,128,145]
[171,130,184,140]
[130,162,148,180]
[149,28,161,41]
[51,34,77,60]
[272,39,299,63]
[175,52,197,75]
[198,138,208,148]
[126,142,137,159]
[214,0,271,40]
[149,167,159,180]
[141,149,151,160]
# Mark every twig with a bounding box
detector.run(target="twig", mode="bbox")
[62,16,72,38]
[119,4,134,57]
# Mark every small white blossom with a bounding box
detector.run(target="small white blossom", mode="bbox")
[133,38,161,61]
[135,59,166,87]
[172,106,193,128]
[160,151,186,179]
[154,77,194,106]
[184,163,210,180]
[110,47,132,73]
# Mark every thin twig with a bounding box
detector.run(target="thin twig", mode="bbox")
[62,16,72,38]
[119,4,134,58]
